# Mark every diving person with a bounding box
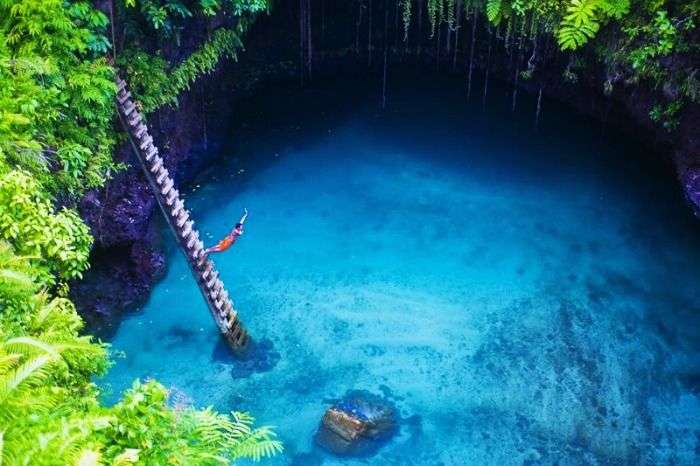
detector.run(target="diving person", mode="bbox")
[203,208,248,256]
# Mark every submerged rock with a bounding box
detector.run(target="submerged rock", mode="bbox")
[322,407,367,441]
[315,390,397,456]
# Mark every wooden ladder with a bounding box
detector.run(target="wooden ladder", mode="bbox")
[114,77,249,349]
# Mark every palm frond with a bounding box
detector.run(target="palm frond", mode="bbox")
[0,354,21,374]
[229,434,283,462]
[5,336,62,359]
[0,353,55,402]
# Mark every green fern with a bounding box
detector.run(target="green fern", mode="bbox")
[401,0,412,41]
[599,0,630,19]
[557,0,600,50]
[0,353,56,405]
[486,0,502,23]
[0,241,38,301]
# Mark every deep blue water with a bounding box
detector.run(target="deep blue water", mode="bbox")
[101,74,700,464]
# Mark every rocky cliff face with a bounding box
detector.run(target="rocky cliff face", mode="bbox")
[71,85,213,336]
[73,1,699,335]
[72,31,243,336]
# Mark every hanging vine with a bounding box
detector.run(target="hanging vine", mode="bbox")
[298,0,696,131]
[511,12,527,111]
[401,0,411,41]
[428,0,439,38]
[467,7,478,99]
[452,0,463,70]
[368,0,373,66]
[483,24,492,107]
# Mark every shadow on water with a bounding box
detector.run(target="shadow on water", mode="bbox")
[211,337,281,378]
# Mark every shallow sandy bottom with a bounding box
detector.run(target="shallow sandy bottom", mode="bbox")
[101,77,700,465]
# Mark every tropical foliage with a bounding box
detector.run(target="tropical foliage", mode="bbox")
[400,0,699,129]
[0,0,118,197]
[124,0,267,33]
[0,170,92,284]
[0,0,280,464]
[119,26,248,113]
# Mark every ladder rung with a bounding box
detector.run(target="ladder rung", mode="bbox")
[160,178,173,195]
[181,220,193,239]
[230,325,243,342]
[171,199,184,217]
[117,91,132,105]
[209,276,221,292]
[166,188,178,205]
[117,79,126,92]
[145,146,158,162]
[150,157,163,173]
[139,135,153,151]
[225,324,239,340]
[186,231,199,249]
[214,284,226,301]
[227,320,237,334]
[128,112,141,127]
[192,240,204,258]
[122,101,136,116]
[156,168,169,185]
[213,278,224,292]
[135,123,148,139]
[197,254,207,268]
[189,246,202,260]
[207,279,217,292]
[176,211,188,228]
[222,318,233,331]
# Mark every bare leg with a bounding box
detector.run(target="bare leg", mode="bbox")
[203,245,220,256]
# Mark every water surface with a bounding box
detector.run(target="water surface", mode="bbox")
[102,74,700,464]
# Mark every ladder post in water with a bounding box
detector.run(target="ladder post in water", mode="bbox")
[114,77,249,349]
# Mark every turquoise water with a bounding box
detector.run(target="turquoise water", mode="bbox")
[101,75,700,464]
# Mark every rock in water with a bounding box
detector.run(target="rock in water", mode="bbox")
[315,390,397,456]
[322,407,367,441]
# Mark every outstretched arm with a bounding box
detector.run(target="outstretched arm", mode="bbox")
[230,208,248,233]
